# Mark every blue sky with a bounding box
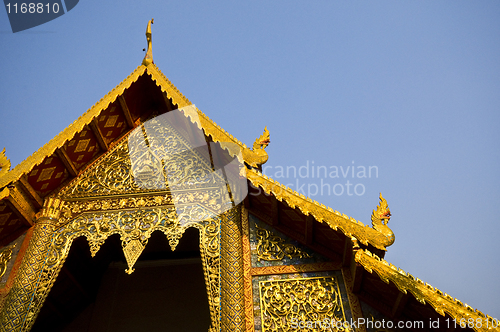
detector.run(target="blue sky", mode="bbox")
[1,1,499,318]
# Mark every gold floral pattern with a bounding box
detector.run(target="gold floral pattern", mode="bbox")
[255,224,311,262]
[259,276,347,332]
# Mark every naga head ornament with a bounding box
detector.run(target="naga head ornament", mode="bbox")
[253,126,270,150]
[371,193,391,226]
[245,127,271,168]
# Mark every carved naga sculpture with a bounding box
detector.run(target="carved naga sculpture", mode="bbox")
[370,193,395,249]
[243,127,270,169]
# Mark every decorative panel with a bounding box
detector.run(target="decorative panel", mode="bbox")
[248,214,327,268]
[59,110,228,199]
[252,271,353,332]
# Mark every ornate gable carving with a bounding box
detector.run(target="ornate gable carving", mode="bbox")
[58,110,227,200]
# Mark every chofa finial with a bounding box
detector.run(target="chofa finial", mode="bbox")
[371,193,391,225]
[369,193,395,249]
[142,18,154,66]
[241,127,271,169]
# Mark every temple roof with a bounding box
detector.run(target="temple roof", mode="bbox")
[0,59,494,331]
[0,63,257,244]
[0,63,252,190]
[0,61,390,250]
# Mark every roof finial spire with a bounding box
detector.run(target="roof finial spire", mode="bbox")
[142,18,154,66]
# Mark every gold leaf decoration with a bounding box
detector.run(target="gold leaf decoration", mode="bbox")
[123,239,145,274]
[0,244,16,278]
[255,224,311,262]
[259,276,348,332]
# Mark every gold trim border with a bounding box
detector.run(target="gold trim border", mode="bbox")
[246,169,392,251]
[241,206,255,332]
[341,267,367,332]
[251,262,342,277]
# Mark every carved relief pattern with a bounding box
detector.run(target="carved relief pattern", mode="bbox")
[0,221,54,332]
[221,206,246,332]
[259,276,347,332]
[52,203,219,270]
[60,139,138,197]
[59,114,224,199]
[255,224,311,262]
[0,205,222,332]
[242,207,256,332]
[137,115,219,189]
[56,189,224,227]
[49,207,180,268]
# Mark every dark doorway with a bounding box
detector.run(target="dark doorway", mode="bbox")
[32,228,211,332]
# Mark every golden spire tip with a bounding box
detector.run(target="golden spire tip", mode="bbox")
[142,18,154,66]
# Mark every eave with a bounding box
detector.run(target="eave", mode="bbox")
[244,169,494,331]
[354,250,495,332]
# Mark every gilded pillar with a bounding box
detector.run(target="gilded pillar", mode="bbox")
[0,198,63,332]
[220,205,245,332]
